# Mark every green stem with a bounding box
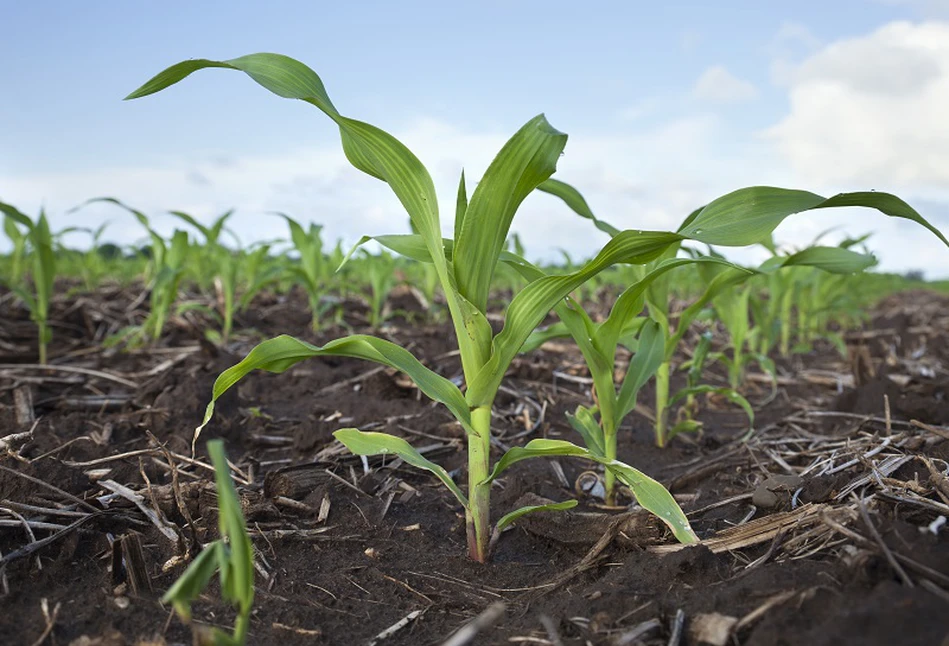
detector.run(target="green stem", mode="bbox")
[467,405,492,562]
[602,415,618,505]
[38,325,47,365]
[233,607,250,645]
[655,360,670,447]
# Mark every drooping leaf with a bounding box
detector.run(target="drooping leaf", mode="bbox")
[127,53,462,350]
[670,385,755,427]
[334,429,468,508]
[495,499,578,533]
[537,178,621,237]
[197,334,472,448]
[678,186,949,249]
[484,439,697,544]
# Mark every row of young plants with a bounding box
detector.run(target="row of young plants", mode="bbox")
[3,51,948,643]
[0,201,932,365]
[0,200,476,358]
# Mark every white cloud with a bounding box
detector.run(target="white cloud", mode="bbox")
[765,21,949,193]
[692,66,759,104]
[762,20,949,277]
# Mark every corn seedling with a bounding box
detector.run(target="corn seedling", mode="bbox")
[276,213,338,331]
[2,209,29,287]
[127,53,712,561]
[0,202,55,364]
[73,198,194,344]
[127,53,948,561]
[363,248,397,328]
[541,181,949,447]
[163,440,254,645]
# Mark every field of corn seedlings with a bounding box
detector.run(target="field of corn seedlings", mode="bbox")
[2,54,949,646]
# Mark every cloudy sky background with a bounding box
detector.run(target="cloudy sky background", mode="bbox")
[3,1,949,276]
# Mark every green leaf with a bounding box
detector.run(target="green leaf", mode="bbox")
[521,321,573,354]
[197,334,472,448]
[127,54,458,343]
[667,267,756,353]
[0,201,33,229]
[616,319,666,421]
[762,246,876,274]
[566,405,606,457]
[484,439,697,544]
[670,385,755,427]
[495,499,578,533]
[603,460,698,543]
[485,439,592,480]
[537,178,621,237]
[678,186,949,249]
[453,115,567,311]
[207,440,254,611]
[454,170,468,243]
[600,257,746,357]
[333,429,468,508]
[667,419,704,441]
[161,540,226,621]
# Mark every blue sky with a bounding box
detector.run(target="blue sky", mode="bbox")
[3,1,949,275]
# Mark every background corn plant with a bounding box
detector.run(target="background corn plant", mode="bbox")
[0,202,56,364]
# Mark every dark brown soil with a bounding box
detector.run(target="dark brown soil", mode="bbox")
[1,286,948,645]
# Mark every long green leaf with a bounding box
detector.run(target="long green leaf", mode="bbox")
[207,440,254,612]
[678,187,949,249]
[197,334,472,446]
[762,246,876,274]
[334,429,468,508]
[453,115,567,312]
[127,54,464,355]
[537,178,621,237]
[484,439,696,544]
[495,499,578,533]
[615,319,666,421]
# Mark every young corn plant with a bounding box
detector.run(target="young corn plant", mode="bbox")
[277,214,336,331]
[170,209,236,290]
[169,209,244,341]
[0,202,55,364]
[539,180,949,447]
[128,53,948,561]
[237,241,283,313]
[2,210,29,286]
[520,254,744,504]
[363,248,397,328]
[128,53,707,562]
[163,440,254,645]
[70,198,190,344]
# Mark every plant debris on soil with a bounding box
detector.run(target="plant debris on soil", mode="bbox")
[1,286,948,646]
